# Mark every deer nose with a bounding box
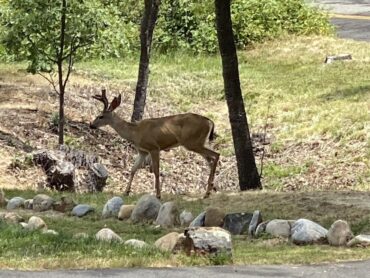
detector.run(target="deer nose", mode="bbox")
[89,123,97,129]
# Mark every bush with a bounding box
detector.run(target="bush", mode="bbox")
[1,0,332,58]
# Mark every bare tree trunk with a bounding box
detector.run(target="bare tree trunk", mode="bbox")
[215,0,261,190]
[58,0,67,145]
[131,0,161,122]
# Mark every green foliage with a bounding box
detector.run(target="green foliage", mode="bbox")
[0,0,105,71]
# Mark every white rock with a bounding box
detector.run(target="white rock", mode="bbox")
[95,228,122,243]
[124,239,148,249]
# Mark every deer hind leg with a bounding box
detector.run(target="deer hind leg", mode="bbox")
[125,151,148,196]
[187,146,219,198]
[149,150,161,199]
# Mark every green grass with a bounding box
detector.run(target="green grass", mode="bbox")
[2,189,370,269]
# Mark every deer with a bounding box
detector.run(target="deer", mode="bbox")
[90,89,220,199]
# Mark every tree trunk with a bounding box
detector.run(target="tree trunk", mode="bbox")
[131,0,161,122]
[214,0,261,190]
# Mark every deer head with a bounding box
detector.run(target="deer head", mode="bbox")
[90,89,121,129]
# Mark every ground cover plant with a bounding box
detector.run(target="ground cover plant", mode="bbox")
[0,35,369,269]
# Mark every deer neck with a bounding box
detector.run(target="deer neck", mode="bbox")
[109,113,137,143]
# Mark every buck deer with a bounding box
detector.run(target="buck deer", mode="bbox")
[90,90,219,199]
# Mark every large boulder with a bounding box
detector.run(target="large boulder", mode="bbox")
[95,228,122,243]
[248,210,262,237]
[155,202,180,228]
[180,210,194,227]
[26,216,47,231]
[222,213,253,235]
[189,212,206,228]
[184,227,232,256]
[154,232,185,253]
[71,204,94,217]
[291,219,328,245]
[347,235,370,247]
[102,196,124,218]
[118,205,136,220]
[131,194,161,223]
[6,197,25,210]
[265,219,292,238]
[33,194,55,212]
[204,207,225,227]
[327,220,353,246]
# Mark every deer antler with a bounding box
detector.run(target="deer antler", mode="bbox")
[108,94,121,112]
[92,89,109,111]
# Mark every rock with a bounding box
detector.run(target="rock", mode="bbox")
[95,228,122,243]
[73,232,89,239]
[291,219,328,245]
[204,207,225,227]
[43,229,59,235]
[27,216,47,231]
[255,221,269,237]
[189,212,206,228]
[180,210,194,227]
[71,204,94,217]
[248,210,262,237]
[33,194,55,212]
[0,189,7,208]
[154,232,185,253]
[6,197,25,210]
[347,235,370,247]
[19,222,28,228]
[1,212,24,224]
[265,219,292,238]
[53,196,76,212]
[327,220,353,246]
[118,205,135,220]
[102,196,124,218]
[155,202,180,228]
[184,227,232,256]
[124,239,148,249]
[24,199,33,210]
[325,54,352,64]
[131,194,161,223]
[222,213,253,235]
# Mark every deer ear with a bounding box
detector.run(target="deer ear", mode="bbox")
[108,94,121,111]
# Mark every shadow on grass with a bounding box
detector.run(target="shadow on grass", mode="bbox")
[321,85,370,101]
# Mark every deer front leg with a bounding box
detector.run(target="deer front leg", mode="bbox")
[199,147,220,198]
[150,150,161,199]
[125,152,147,196]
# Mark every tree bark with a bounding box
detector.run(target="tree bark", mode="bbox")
[131,0,161,122]
[214,0,261,190]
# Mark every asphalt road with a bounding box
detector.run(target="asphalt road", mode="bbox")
[2,261,370,278]
[312,0,370,41]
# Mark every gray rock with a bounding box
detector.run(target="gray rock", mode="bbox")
[24,199,33,210]
[327,220,353,246]
[102,196,124,218]
[180,210,194,227]
[255,221,269,237]
[248,210,262,237]
[118,205,135,220]
[124,239,148,249]
[155,202,180,228]
[53,196,76,213]
[291,219,328,245]
[189,212,206,228]
[184,227,232,256]
[204,207,225,227]
[130,194,161,223]
[347,235,370,247]
[265,219,292,238]
[6,197,25,210]
[33,194,54,211]
[0,212,24,224]
[155,232,185,253]
[222,213,253,235]
[72,204,94,217]
[26,216,47,231]
[95,228,122,243]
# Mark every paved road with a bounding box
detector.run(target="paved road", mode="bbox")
[2,261,370,278]
[312,0,370,41]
